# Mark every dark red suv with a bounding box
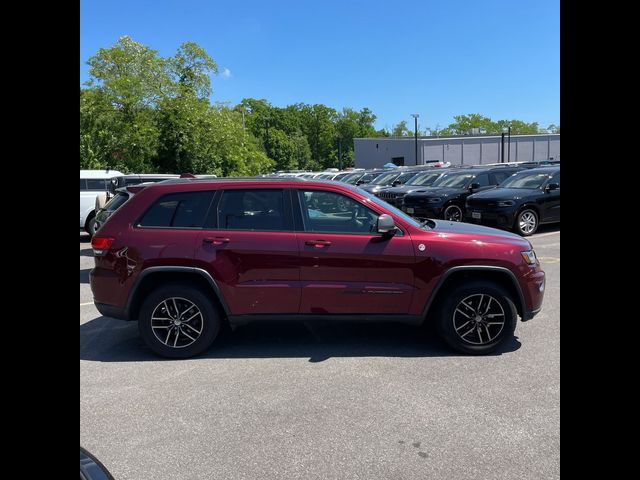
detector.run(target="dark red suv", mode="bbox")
[90,178,545,358]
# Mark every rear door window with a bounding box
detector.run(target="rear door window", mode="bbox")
[216,189,292,231]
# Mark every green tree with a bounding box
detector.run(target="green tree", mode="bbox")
[392,120,412,136]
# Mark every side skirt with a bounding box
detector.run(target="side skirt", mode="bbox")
[227,314,424,327]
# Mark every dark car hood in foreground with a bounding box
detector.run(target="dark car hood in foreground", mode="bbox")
[404,186,465,198]
[360,184,390,193]
[468,187,541,201]
[378,185,429,195]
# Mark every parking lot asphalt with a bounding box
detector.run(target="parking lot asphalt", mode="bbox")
[80,225,559,480]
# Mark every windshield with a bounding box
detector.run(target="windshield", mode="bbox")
[407,171,443,186]
[358,188,425,229]
[103,192,130,212]
[371,171,400,185]
[394,171,418,184]
[343,172,364,184]
[500,171,551,189]
[432,172,475,188]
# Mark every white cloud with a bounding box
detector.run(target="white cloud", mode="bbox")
[221,68,232,79]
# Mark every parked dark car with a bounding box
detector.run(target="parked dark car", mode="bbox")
[90,177,545,358]
[341,169,386,185]
[401,166,524,222]
[465,166,560,236]
[375,170,449,207]
[358,167,434,195]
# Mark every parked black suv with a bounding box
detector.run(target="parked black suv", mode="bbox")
[359,167,434,195]
[401,166,524,221]
[375,169,449,207]
[465,166,560,236]
[341,169,386,186]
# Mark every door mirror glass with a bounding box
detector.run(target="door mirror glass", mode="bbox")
[469,182,481,190]
[546,183,559,191]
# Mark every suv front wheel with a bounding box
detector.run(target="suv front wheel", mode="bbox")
[138,283,221,358]
[436,280,517,355]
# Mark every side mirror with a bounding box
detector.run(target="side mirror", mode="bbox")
[356,180,365,186]
[469,182,481,190]
[392,180,402,187]
[377,214,396,236]
[546,183,559,191]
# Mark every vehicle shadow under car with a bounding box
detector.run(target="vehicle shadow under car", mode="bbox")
[80,316,521,363]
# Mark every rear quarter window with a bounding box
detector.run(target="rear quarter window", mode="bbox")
[137,191,215,228]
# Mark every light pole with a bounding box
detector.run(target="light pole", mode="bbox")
[263,115,271,157]
[507,125,511,162]
[411,113,419,165]
[335,132,343,170]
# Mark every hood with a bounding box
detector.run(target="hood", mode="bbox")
[405,186,465,198]
[468,187,541,201]
[377,185,425,195]
[360,184,388,193]
[428,219,532,248]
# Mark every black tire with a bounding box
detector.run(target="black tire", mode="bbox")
[85,216,97,237]
[514,208,538,236]
[138,283,221,359]
[436,280,517,355]
[443,204,463,222]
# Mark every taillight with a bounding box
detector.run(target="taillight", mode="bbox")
[91,236,115,256]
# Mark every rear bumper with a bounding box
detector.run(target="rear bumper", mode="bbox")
[90,267,131,320]
[95,302,130,320]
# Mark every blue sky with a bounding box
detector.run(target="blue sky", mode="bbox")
[80,0,559,131]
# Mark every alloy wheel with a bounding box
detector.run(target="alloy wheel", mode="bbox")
[444,205,463,222]
[519,211,537,235]
[452,294,505,345]
[151,297,204,348]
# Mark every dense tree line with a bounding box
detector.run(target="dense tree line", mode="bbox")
[80,37,559,174]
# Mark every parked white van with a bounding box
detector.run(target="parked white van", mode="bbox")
[80,169,123,236]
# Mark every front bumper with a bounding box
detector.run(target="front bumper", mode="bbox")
[401,204,444,218]
[519,267,545,321]
[464,207,518,229]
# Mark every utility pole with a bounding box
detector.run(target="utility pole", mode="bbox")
[411,113,420,165]
[501,132,505,163]
[507,125,511,162]
[337,134,343,170]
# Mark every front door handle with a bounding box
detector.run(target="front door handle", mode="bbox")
[305,240,332,248]
[203,237,230,245]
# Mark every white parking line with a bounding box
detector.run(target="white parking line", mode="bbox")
[532,231,560,239]
[80,302,93,306]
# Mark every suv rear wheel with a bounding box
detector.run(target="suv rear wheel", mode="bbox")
[138,283,221,358]
[436,280,517,355]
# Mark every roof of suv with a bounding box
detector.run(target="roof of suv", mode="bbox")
[512,166,560,174]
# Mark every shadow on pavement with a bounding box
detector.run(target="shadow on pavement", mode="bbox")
[80,316,521,363]
[532,223,560,235]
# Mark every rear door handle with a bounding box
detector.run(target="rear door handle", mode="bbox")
[203,237,230,245]
[305,240,332,248]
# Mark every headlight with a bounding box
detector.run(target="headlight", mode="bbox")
[498,200,515,207]
[521,250,538,265]
[427,198,442,203]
